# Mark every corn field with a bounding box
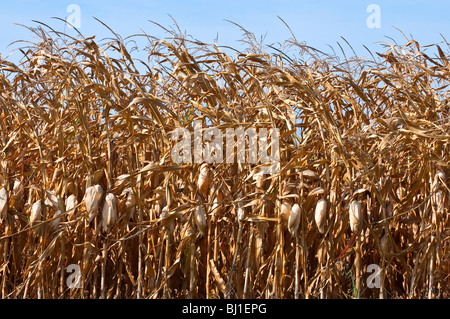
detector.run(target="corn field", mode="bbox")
[0,22,449,299]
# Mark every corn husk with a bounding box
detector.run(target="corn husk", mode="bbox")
[50,210,62,230]
[84,184,104,222]
[288,203,301,236]
[102,193,118,233]
[315,198,327,234]
[13,179,22,193]
[124,188,136,209]
[349,200,362,233]
[237,203,245,222]
[43,194,61,230]
[44,197,55,209]
[432,170,446,192]
[197,163,211,199]
[0,187,8,223]
[45,189,60,209]
[160,205,169,220]
[436,170,446,183]
[211,188,224,218]
[30,200,43,226]
[431,190,443,211]
[65,194,79,220]
[12,179,24,209]
[122,187,136,220]
[194,205,206,236]
[431,190,443,226]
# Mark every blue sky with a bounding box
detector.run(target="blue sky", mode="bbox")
[1,1,449,63]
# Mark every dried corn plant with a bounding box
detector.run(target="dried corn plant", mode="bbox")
[0,21,449,299]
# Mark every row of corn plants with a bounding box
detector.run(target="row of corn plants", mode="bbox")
[0,22,448,298]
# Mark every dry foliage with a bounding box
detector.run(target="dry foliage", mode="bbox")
[0,21,449,299]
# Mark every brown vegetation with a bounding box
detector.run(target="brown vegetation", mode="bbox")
[0,22,449,298]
